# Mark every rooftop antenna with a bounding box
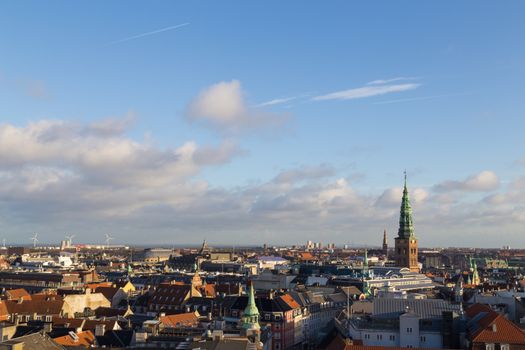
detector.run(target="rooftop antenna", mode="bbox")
[105,233,114,249]
[30,233,39,248]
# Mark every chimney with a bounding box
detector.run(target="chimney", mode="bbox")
[492,323,497,332]
[43,321,52,333]
[95,323,106,337]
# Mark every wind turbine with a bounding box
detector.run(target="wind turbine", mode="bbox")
[65,234,75,246]
[30,233,39,248]
[105,233,114,249]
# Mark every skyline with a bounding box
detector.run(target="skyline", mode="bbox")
[1,1,525,247]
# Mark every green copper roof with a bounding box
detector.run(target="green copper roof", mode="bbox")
[242,283,260,329]
[244,283,259,316]
[398,173,415,239]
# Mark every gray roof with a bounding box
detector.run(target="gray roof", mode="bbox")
[373,298,462,319]
[0,333,66,350]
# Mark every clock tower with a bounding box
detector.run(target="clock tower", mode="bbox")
[394,173,419,272]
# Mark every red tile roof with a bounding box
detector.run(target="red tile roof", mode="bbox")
[5,288,31,301]
[466,303,525,345]
[159,311,200,328]
[0,301,9,321]
[149,285,192,307]
[53,330,96,347]
[472,313,525,344]
[5,298,64,316]
[279,294,301,309]
[200,284,216,297]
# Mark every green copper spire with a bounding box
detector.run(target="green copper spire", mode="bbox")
[241,283,260,330]
[398,172,415,239]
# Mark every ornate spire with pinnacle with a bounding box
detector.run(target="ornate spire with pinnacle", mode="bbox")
[398,171,415,239]
[241,282,260,330]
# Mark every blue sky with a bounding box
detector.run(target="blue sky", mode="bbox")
[0,1,524,247]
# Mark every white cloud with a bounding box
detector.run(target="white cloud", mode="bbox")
[186,80,288,133]
[0,118,240,189]
[434,170,500,192]
[255,95,306,107]
[272,164,335,184]
[367,77,419,85]
[0,122,523,248]
[375,187,428,207]
[313,83,420,101]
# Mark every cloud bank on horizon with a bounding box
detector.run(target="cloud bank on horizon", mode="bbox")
[0,79,524,248]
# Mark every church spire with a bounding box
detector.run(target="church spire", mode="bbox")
[382,229,388,256]
[398,172,415,239]
[241,282,260,330]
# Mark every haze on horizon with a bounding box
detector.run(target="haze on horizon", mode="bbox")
[0,1,524,248]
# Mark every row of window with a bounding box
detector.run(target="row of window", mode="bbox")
[364,334,396,341]
[486,344,510,350]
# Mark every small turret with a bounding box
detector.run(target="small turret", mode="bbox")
[382,229,388,256]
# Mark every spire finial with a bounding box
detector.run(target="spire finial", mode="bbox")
[404,170,407,187]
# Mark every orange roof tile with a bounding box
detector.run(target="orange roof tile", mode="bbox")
[472,313,525,344]
[5,298,64,316]
[200,284,216,297]
[5,288,31,301]
[159,312,200,328]
[0,301,9,321]
[86,282,112,290]
[279,294,301,309]
[53,330,96,347]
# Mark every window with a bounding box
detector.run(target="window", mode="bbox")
[421,336,426,342]
[377,335,382,340]
[265,314,270,321]
[390,335,396,341]
[406,327,413,333]
[485,344,495,350]
[501,344,510,350]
